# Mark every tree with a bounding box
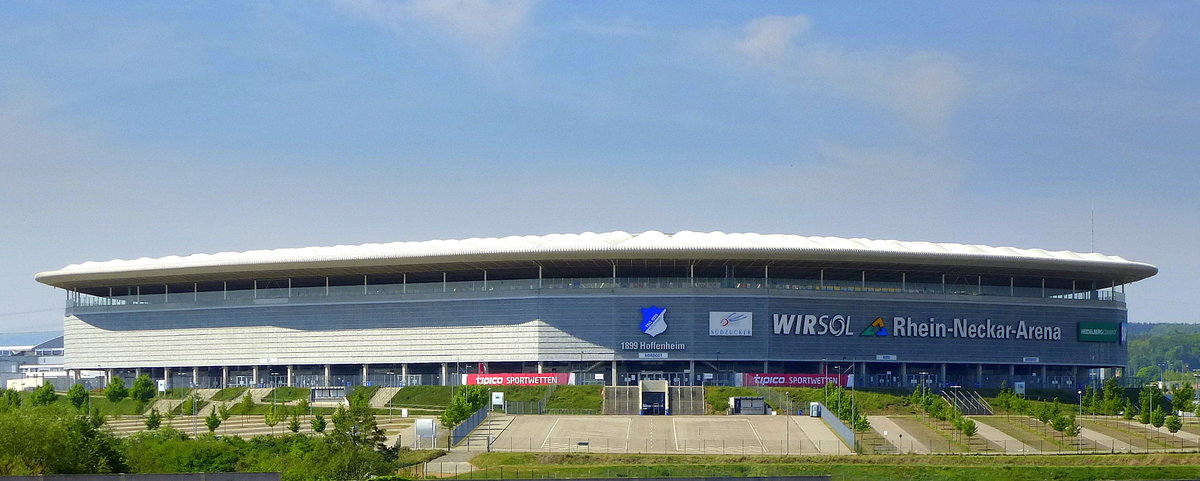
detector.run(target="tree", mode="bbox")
[218,403,231,424]
[67,384,89,411]
[144,408,163,430]
[237,392,255,414]
[30,381,59,406]
[1173,383,1194,414]
[288,413,301,433]
[1122,398,1135,420]
[331,399,385,450]
[129,375,156,404]
[1102,377,1122,415]
[264,404,283,433]
[296,398,310,417]
[104,377,128,403]
[311,413,327,434]
[1151,406,1166,428]
[958,418,978,438]
[1166,415,1183,433]
[205,410,221,433]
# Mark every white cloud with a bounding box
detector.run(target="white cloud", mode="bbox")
[719,15,968,137]
[334,0,537,58]
[733,15,812,63]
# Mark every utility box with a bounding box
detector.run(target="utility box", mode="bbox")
[809,402,821,417]
[728,396,767,415]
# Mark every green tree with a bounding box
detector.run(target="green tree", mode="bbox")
[1102,377,1122,415]
[67,384,89,411]
[264,405,283,433]
[104,377,128,403]
[236,392,255,414]
[218,403,231,424]
[296,398,310,416]
[331,394,385,450]
[1172,383,1194,414]
[1151,406,1166,428]
[958,417,978,438]
[129,374,156,403]
[30,381,59,406]
[288,413,301,433]
[311,413,327,433]
[1166,415,1183,433]
[0,388,22,412]
[1122,397,1135,420]
[144,408,162,430]
[205,410,221,433]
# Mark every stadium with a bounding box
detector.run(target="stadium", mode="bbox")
[35,231,1156,395]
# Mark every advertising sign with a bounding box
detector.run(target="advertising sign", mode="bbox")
[743,373,852,387]
[709,312,753,336]
[1078,321,1121,343]
[465,373,574,386]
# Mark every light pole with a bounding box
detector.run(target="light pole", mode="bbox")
[785,391,790,456]
[1077,390,1083,417]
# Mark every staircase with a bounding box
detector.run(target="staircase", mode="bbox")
[370,387,401,409]
[941,390,992,415]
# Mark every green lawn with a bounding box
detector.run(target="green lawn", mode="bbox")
[264,386,310,403]
[390,386,453,408]
[210,386,248,401]
[546,385,602,411]
[467,452,1200,481]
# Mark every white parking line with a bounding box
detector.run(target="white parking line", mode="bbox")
[672,417,679,451]
[745,418,767,451]
[540,417,562,449]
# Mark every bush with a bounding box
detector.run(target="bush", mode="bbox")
[30,382,58,407]
[1166,415,1183,433]
[105,378,128,403]
[145,408,163,430]
[130,375,157,404]
[67,384,89,411]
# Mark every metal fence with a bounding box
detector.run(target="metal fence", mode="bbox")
[451,405,490,446]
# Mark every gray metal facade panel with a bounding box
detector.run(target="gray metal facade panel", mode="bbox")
[64,293,1126,369]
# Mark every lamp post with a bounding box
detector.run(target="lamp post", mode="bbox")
[1077,390,1083,417]
[785,391,790,456]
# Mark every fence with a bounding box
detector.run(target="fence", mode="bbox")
[449,436,855,455]
[813,402,856,449]
[450,405,490,446]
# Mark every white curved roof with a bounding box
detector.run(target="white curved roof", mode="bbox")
[35,230,1157,287]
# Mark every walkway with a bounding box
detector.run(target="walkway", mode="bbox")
[867,416,930,454]
[969,417,1039,454]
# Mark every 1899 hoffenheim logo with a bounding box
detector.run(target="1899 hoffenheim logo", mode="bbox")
[640,306,668,337]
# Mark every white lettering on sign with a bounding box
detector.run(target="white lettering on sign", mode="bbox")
[891,317,1061,341]
[621,341,686,350]
[772,314,852,336]
[639,352,668,359]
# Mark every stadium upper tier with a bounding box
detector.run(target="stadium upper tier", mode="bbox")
[36,231,1157,295]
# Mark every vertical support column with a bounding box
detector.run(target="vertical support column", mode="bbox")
[977,364,983,387]
[287,365,294,387]
[611,360,618,387]
[252,366,260,387]
[537,361,544,374]
[163,367,170,390]
[401,363,409,382]
[323,364,331,386]
[689,360,696,385]
[107,369,114,384]
[1008,364,1015,383]
[763,360,769,373]
[859,362,867,387]
[440,363,448,386]
[135,367,141,378]
[1041,365,1048,386]
[192,367,199,388]
[222,366,229,388]
[362,364,369,386]
[939,363,946,387]
[1072,366,1079,388]
[900,363,907,386]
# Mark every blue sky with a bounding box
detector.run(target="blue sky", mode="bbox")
[1,1,1197,337]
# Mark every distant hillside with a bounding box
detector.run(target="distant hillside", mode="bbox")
[1126,322,1200,381]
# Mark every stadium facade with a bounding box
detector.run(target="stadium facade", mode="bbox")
[35,231,1157,391]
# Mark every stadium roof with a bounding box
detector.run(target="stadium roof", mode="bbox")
[35,231,1158,289]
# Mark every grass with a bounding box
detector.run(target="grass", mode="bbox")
[547,385,602,411]
[211,386,248,401]
[264,386,310,403]
[492,386,552,402]
[465,452,1200,481]
[1083,417,1190,449]
[390,386,453,408]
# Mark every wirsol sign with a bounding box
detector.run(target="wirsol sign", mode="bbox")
[771,314,1064,341]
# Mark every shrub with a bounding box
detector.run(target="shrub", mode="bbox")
[129,375,156,404]
[105,378,128,403]
[30,382,58,407]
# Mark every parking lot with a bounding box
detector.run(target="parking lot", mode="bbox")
[482,414,852,455]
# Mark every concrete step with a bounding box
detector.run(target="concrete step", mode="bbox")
[370,386,401,409]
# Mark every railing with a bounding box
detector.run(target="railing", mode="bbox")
[450,404,490,446]
[68,276,1125,309]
